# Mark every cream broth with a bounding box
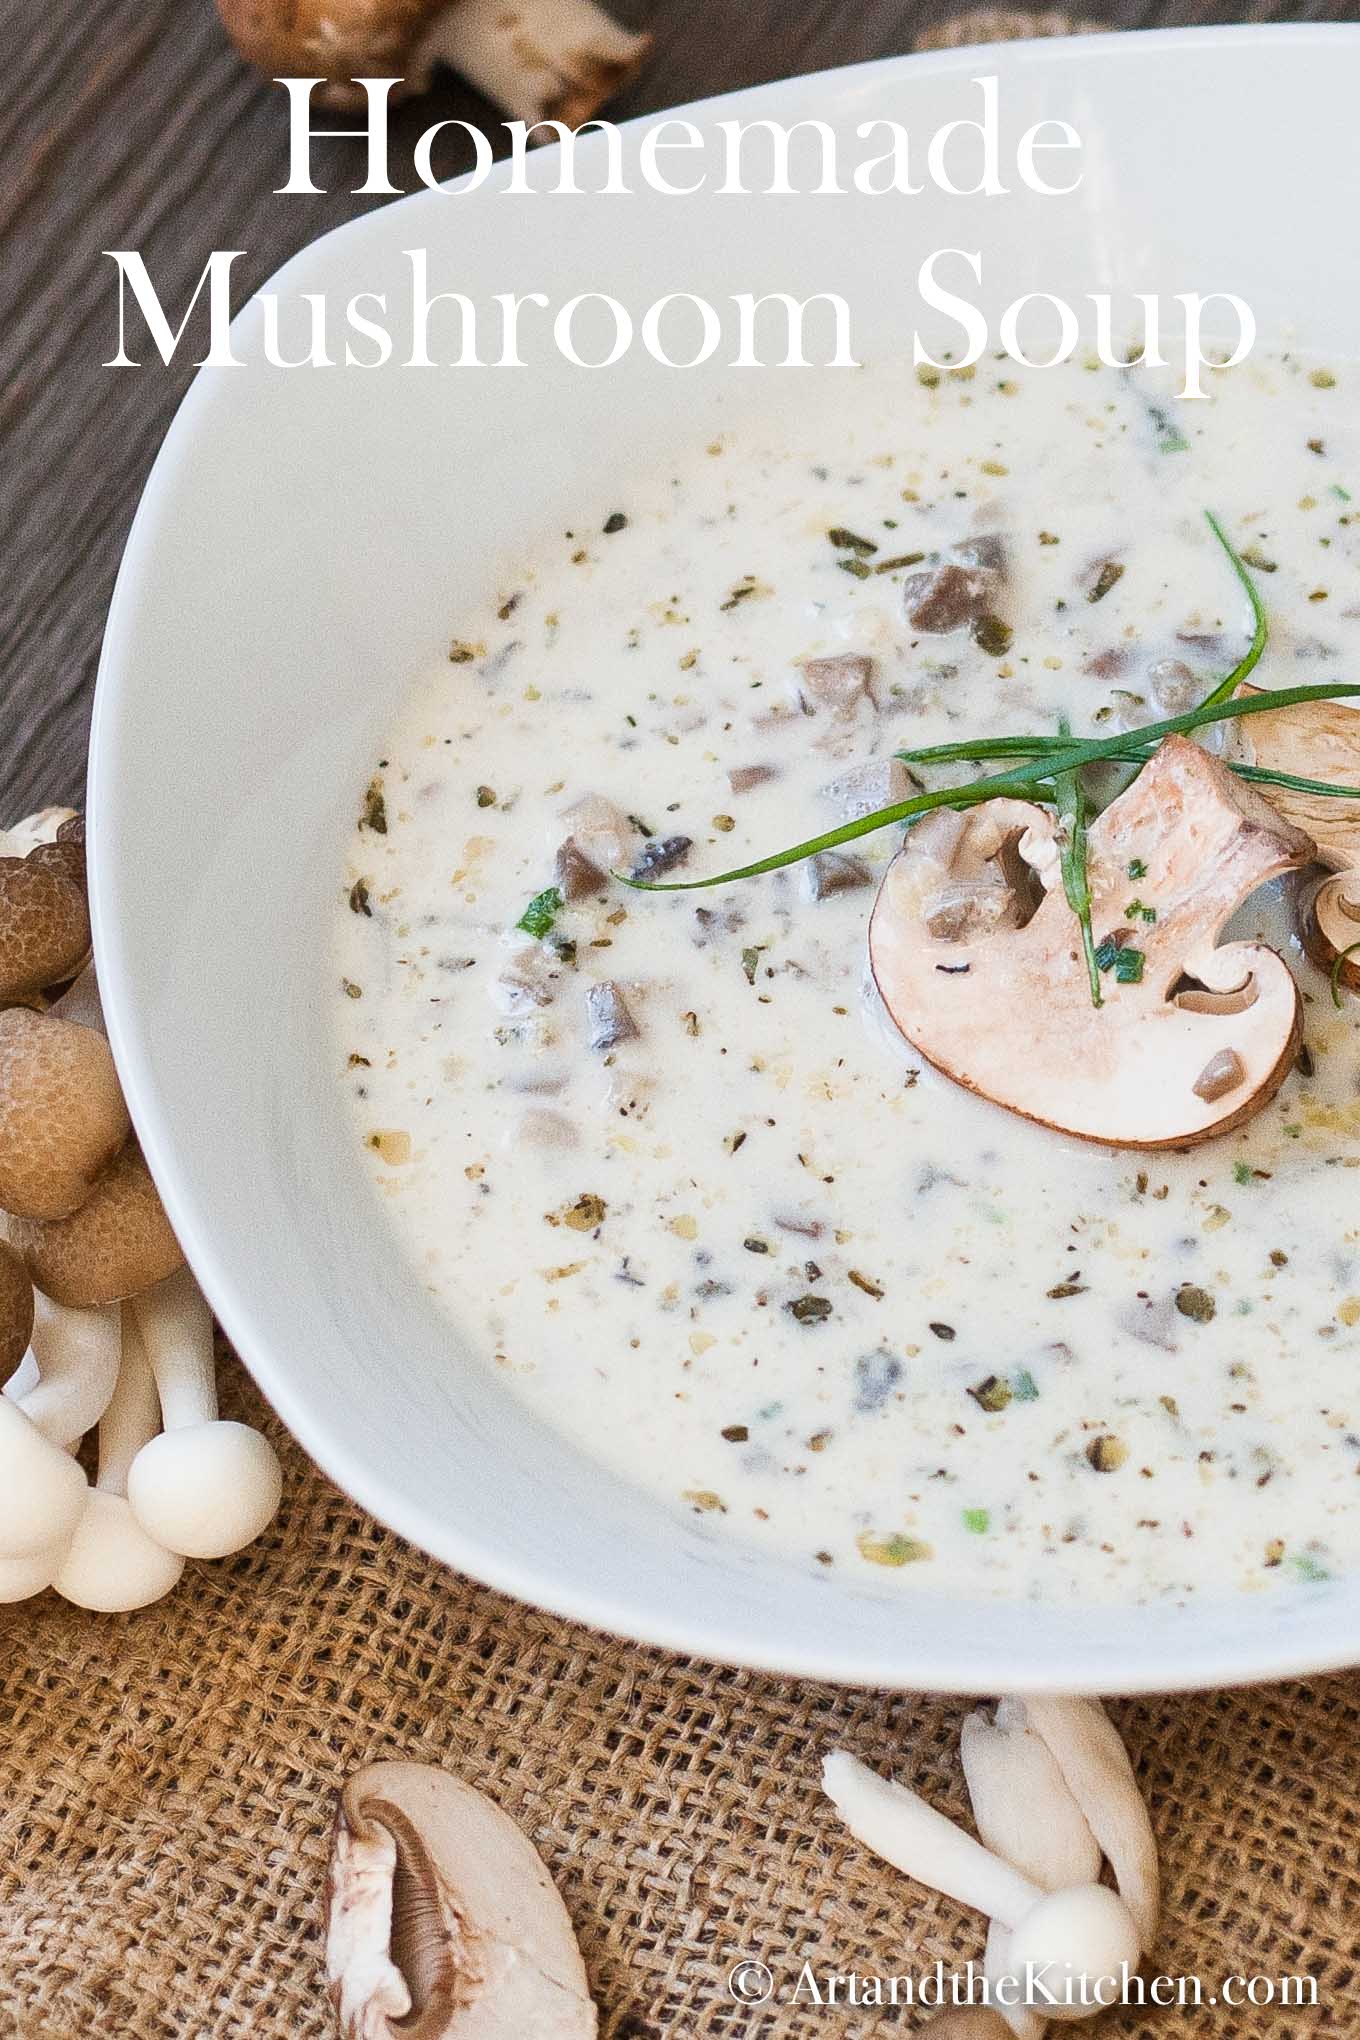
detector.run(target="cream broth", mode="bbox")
[337,352,1360,1604]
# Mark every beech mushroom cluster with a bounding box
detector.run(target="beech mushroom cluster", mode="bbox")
[0,808,282,1609]
[326,1761,598,2037]
[870,737,1315,1148]
[824,1697,1159,2035]
[216,0,652,128]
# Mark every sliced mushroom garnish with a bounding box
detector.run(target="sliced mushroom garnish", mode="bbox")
[794,652,876,718]
[869,737,1313,1149]
[820,757,914,821]
[327,1761,596,2039]
[1235,686,1360,990]
[585,981,638,1052]
[805,852,872,901]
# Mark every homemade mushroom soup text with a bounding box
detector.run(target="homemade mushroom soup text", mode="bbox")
[338,352,1360,1604]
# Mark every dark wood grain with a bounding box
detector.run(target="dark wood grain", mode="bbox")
[0,0,1348,815]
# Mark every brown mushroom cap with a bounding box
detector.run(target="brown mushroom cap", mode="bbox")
[0,1237,33,1388]
[215,0,442,85]
[870,737,1313,1150]
[0,848,91,1000]
[1238,688,1360,990]
[6,1139,184,1307]
[327,1760,596,2039]
[0,1008,130,1219]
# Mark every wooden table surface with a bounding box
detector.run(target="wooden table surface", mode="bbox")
[2,0,1350,818]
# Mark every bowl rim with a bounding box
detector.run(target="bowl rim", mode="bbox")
[91,21,1360,1694]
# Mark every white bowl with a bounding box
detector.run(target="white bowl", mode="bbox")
[92,25,1360,1692]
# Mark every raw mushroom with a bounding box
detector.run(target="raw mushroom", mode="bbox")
[0,1236,33,1386]
[0,838,90,1001]
[0,1007,130,1218]
[870,736,1314,1148]
[823,1751,1141,2024]
[216,0,651,126]
[961,1698,1104,2040]
[1021,1697,1160,1955]
[327,1759,597,2038]
[126,1266,282,1559]
[0,1297,120,1559]
[53,1306,186,1612]
[5,1138,185,1306]
[1233,686,1360,992]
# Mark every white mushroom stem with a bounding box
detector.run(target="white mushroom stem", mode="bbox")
[822,1751,1036,1925]
[823,1750,1143,2026]
[962,1699,1103,2040]
[961,1699,1102,1893]
[1022,1698,1160,1955]
[0,1298,120,1561]
[127,1266,282,1559]
[12,1295,121,1444]
[415,0,650,129]
[53,1309,185,1612]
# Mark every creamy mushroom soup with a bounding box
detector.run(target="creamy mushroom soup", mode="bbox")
[338,352,1360,1604]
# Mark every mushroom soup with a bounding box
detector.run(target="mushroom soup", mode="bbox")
[338,351,1360,1604]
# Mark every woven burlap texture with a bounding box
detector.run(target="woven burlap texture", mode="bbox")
[2,1353,1358,2039]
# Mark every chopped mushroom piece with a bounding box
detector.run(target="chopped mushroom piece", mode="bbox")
[6,1139,184,1306]
[215,0,651,125]
[820,756,915,822]
[869,738,1314,1148]
[794,653,876,717]
[805,852,872,901]
[629,836,692,883]
[728,764,777,794]
[553,838,607,902]
[902,535,1007,635]
[0,1008,131,1219]
[585,981,638,1051]
[1236,687,1360,991]
[1192,1048,1245,1102]
[558,793,632,876]
[327,1760,597,2039]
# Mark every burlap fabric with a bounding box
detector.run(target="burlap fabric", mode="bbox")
[6,16,1360,2035]
[4,1347,1359,2038]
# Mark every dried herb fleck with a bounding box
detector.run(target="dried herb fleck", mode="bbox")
[1175,1284,1217,1324]
[787,1294,833,1326]
[348,879,372,917]
[360,779,387,834]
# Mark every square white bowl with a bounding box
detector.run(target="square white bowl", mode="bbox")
[91,25,1360,1691]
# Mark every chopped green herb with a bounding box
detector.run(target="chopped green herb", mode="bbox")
[969,1375,1012,1413]
[874,550,926,574]
[1332,484,1352,504]
[1011,1368,1040,1402]
[1293,1552,1332,1583]
[516,886,563,939]
[1233,1161,1255,1186]
[827,526,878,556]
[1127,857,1147,880]
[1053,721,1100,1007]
[962,1507,991,1535]
[837,557,872,580]
[1088,560,1125,603]
[1094,938,1145,982]
[1124,898,1157,923]
[741,946,762,986]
